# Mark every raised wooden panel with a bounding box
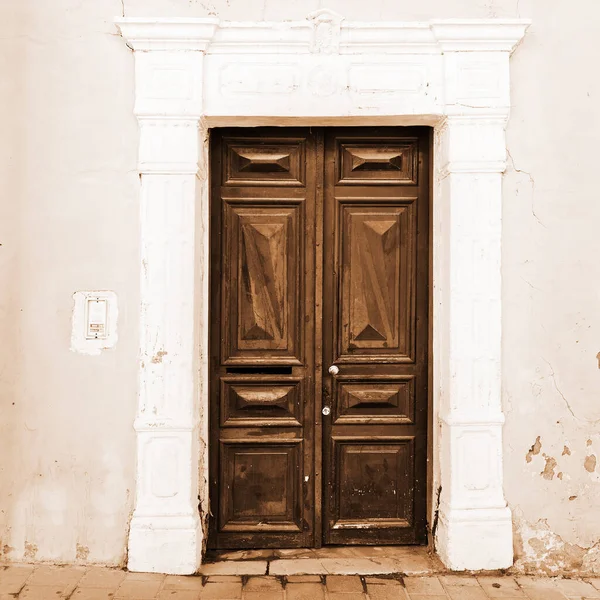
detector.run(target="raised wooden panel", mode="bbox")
[331,438,414,528]
[224,138,306,186]
[338,204,415,363]
[219,441,302,532]
[337,139,418,185]
[223,203,302,364]
[220,378,302,427]
[334,377,414,424]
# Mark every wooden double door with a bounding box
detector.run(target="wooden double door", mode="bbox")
[209,127,429,549]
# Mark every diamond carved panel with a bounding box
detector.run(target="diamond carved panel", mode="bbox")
[241,221,285,344]
[335,377,415,424]
[338,139,418,184]
[222,203,302,364]
[338,203,416,363]
[220,377,302,427]
[224,139,306,186]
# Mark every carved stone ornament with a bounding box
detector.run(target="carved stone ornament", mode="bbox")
[307,8,344,54]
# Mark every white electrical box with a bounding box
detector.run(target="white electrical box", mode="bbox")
[85,297,108,339]
[71,291,118,355]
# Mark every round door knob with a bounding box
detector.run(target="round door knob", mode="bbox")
[322,406,331,416]
[328,365,339,375]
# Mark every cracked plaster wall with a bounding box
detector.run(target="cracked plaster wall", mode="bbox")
[502,2,600,573]
[1,0,600,573]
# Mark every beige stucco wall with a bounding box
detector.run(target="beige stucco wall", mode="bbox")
[0,0,140,566]
[1,0,599,572]
[503,2,600,573]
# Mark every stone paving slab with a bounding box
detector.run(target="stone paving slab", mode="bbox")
[2,566,600,599]
[268,557,435,576]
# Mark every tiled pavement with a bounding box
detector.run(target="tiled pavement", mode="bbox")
[3,566,600,600]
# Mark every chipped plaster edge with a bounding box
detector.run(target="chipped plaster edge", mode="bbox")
[513,515,600,575]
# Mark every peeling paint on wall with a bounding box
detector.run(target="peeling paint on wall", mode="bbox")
[514,516,600,575]
[541,455,557,480]
[584,455,597,473]
[526,436,542,463]
[76,544,90,561]
[23,543,37,561]
[151,350,167,364]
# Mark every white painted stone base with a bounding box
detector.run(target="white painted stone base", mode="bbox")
[127,428,203,574]
[127,515,201,574]
[436,507,514,571]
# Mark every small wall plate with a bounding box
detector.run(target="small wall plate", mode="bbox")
[71,290,118,355]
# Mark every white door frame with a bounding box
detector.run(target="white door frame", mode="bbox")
[116,11,530,575]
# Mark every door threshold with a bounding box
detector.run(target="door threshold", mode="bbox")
[200,546,443,576]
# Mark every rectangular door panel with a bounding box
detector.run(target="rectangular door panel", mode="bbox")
[334,376,415,424]
[337,202,416,363]
[222,203,303,364]
[336,138,419,185]
[220,377,303,427]
[219,440,303,532]
[329,437,415,537]
[223,137,307,186]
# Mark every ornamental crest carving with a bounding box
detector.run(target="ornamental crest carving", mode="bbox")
[307,9,344,54]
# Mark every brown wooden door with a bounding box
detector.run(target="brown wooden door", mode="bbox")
[209,128,318,549]
[322,129,429,545]
[209,127,429,549]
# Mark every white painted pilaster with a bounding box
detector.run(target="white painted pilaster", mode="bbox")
[116,18,218,575]
[431,23,525,570]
